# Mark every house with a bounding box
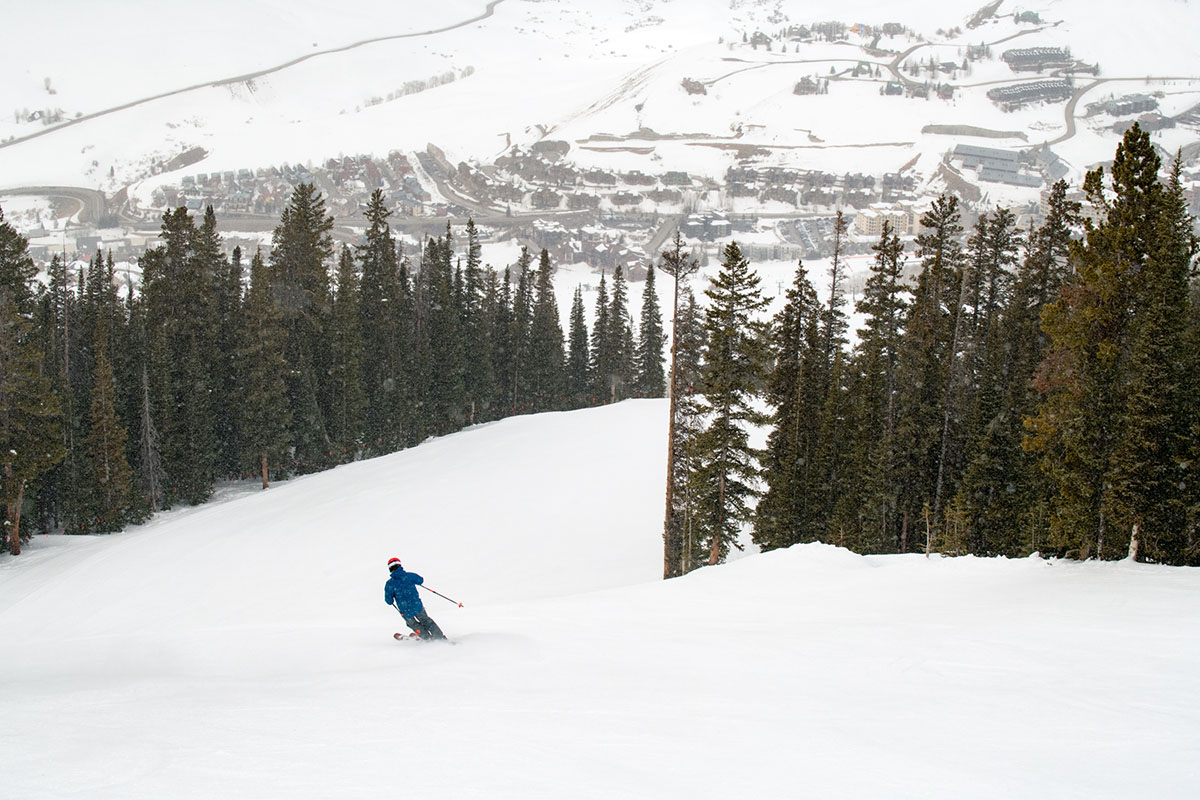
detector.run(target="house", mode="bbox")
[1114,113,1175,134]
[986,79,1072,109]
[1001,47,1073,72]
[794,76,821,96]
[1101,94,1158,117]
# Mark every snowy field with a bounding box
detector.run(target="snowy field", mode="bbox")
[2,400,1199,799]
[1,0,1198,199]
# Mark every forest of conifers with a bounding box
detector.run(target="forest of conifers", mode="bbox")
[3,125,1198,567]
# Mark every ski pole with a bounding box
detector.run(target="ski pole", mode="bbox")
[420,585,464,607]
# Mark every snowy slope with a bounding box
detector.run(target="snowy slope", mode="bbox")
[2,400,1199,799]
[1,0,1197,195]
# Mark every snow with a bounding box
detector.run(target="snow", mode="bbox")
[2,0,1197,200]
[3,400,1199,798]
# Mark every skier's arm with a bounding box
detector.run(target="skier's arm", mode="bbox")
[384,583,395,605]
[409,573,424,586]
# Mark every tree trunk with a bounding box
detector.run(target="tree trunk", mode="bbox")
[900,509,909,553]
[663,275,682,580]
[709,471,725,566]
[924,505,933,558]
[7,476,26,556]
[1127,520,1140,562]
[260,453,270,490]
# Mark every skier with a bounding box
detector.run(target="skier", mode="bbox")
[384,557,447,640]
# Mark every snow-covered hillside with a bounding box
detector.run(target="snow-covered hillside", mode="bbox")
[1,0,1197,198]
[2,400,1198,799]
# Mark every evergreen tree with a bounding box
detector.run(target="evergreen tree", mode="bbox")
[0,207,65,552]
[196,208,242,478]
[507,248,533,410]
[424,234,467,432]
[462,219,495,423]
[1028,125,1187,560]
[589,272,611,401]
[892,195,964,551]
[525,248,565,409]
[83,316,134,532]
[671,288,708,573]
[754,260,825,551]
[270,184,334,471]
[845,221,910,552]
[142,208,220,505]
[329,244,366,462]
[239,250,292,489]
[814,212,851,545]
[1106,158,1197,563]
[659,233,701,577]
[633,262,666,397]
[565,286,590,407]
[491,266,515,410]
[954,188,1077,556]
[605,265,635,401]
[357,190,403,453]
[690,242,769,565]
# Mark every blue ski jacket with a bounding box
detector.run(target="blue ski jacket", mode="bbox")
[385,569,426,616]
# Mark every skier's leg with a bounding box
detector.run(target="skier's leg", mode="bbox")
[402,614,423,636]
[412,610,446,639]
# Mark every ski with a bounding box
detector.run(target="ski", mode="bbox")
[393,632,456,644]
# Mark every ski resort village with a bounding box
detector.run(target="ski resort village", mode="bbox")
[2,1,1200,798]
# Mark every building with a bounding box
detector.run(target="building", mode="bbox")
[1001,47,1073,72]
[951,145,1043,188]
[1101,94,1158,117]
[986,79,1073,110]
[852,203,925,237]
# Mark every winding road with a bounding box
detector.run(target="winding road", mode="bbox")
[0,0,507,152]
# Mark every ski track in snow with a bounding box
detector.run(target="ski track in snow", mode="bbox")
[2,401,1200,799]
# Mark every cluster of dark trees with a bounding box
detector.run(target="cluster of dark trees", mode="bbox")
[5,125,1196,570]
[0,187,666,553]
[665,126,1199,573]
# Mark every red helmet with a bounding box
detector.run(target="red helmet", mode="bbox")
[387,558,402,572]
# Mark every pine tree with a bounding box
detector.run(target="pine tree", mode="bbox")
[83,316,134,532]
[491,267,515,410]
[954,190,1076,557]
[196,208,242,478]
[589,272,611,401]
[328,244,366,462]
[671,288,708,573]
[892,195,964,551]
[814,211,851,545]
[271,184,334,472]
[507,248,534,410]
[754,260,825,551]
[239,250,292,489]
[1028,125,1180,560]
[839,220,909,552]
[633,262,666,397]
[416,232,468,433]
[691,241,770,565]
[358,190,403,453]
[525,248,565,409]
[1106,157,1197,563]
[0,207,65,552]
[461,219,495,423]
[142,208,220,505]
[659,233,701,577]
[605,265,635,401]
[565,286,590,407]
